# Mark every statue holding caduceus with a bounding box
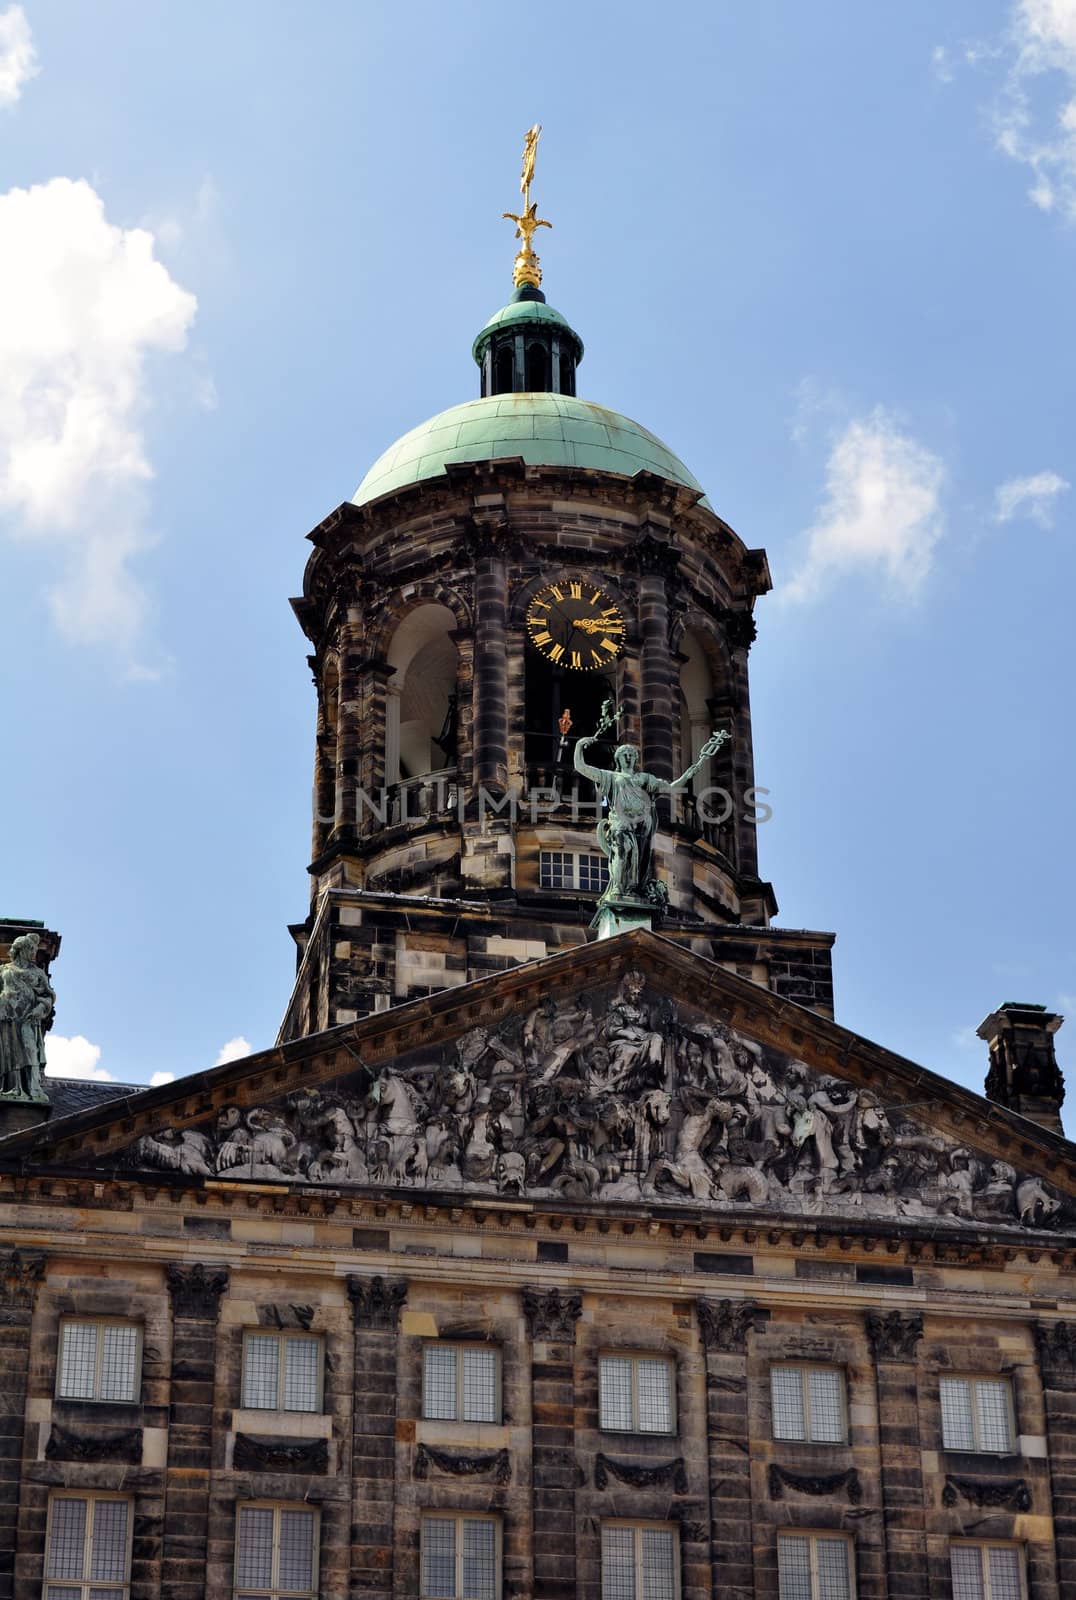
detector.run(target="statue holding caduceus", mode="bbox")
[574,700,729,908]
[503,123,551,289]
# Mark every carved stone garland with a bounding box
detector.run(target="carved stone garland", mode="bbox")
[415,1443,511,1485]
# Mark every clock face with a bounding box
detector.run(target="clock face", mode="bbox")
[525,579,627,671]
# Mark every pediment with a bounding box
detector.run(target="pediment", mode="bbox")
[12,931,1074,1237]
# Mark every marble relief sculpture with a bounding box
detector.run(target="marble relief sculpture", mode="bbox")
[128,971,1072,1231]
[0,933,54,1102]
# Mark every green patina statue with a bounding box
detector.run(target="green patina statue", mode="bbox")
[0,932,54,1102]
[573,699,728,910]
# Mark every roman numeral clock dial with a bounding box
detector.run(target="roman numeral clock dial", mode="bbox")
[525,580,626,671]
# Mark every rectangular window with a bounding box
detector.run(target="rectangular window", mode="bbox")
[422,1344,500,1423]
[234,1503,319,1600]
[599,1355,675,1434]
[950,1542,1026,1600]
[420,1515,499,1600]
[241,1331,322,1413]
[940,1377,1016,1453]
[45,1493,132,1600]
[56,1320,140,1403]
[771,1365,846,1444]
[777,1532,854,1600]
[601,1522,679,1600]
[539,850,610,894]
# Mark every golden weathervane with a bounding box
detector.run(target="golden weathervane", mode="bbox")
[503,123,551,290]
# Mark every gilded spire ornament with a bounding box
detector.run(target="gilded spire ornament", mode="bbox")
[503,123,551,290]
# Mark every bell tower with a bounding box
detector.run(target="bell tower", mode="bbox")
[280,133,835,1041]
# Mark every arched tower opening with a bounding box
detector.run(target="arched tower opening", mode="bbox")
[385,604,459,786]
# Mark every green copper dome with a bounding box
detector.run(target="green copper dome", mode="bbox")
[351,394,710,509]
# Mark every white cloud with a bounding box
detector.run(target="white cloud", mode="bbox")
[0,6,37,109]
[994,468,1070,524]
[44,1033,114,1081]
[0,177,197,652]
[149,1070,175,1087]
[779,409,945,604]
[214,1035,251,1066]
[932,45,955,84]
[991,0,1076,217]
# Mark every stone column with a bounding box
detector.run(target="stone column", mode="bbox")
[698,1299,758,1600]
[867,1309,928,1600]
[0,1249,45,1600]
[352,654,394,838]
[523,1287,581,1600]
[634,535,678,787]
[468,515,509,793]
[723,613,760,882]
[1035,1321,1076,1593]
[163,1263,229,1600]
[347,1275,406,1600]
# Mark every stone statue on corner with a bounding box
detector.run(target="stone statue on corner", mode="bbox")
[0,933,54,1102]
[574,698,728,915]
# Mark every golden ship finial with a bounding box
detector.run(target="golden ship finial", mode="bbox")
[503,123,551,290]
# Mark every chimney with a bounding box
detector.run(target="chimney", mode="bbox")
[979,1002,1066,1136]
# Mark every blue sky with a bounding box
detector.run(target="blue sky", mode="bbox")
[1,1,1074,1125]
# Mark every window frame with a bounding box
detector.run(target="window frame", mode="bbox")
[419,1512,502,1600]
[939,1375,1017,1455]
[421,1341,502,1425]
[949,1539,1028,1600]
[777,1530,857,1600]
[598,1352,677,1436]
[240,1328,324,1415]
[233,1499,320,1600]
[770,1363,848,1445]
[539,849,610,895]
[55,1318,143,1405]
[600,1518,682,1600]
[44,1490,134,1600]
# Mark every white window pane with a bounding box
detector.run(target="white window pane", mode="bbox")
[771,1367,807,1442]
[59,1324,98,1400]
[236,1507,275,1590]
[424,1346,459,1421]
[89,1590,126,1600]
[986,1548,1023,1600]
[777,1535,812,1600]
[808,1368,845,1443]
[637,1361,673,1434]
[242,1336,280,1411]
[461,1519,496,1600]
[462,1347,498,1424]
[89,1501,129,1583]
[99,1326,139,1403]
[45,1588,83,1600]
[278,1509,315,1592]
[422,1519,457,1598]
[600,1357,635,1432]
[940,1378,976,1451]
[602,1525,636,1600]
[976,1382,1014,1453]
[951,1546,985,1600]
[48,1499,87,1580]
[283,1338,320,1413]
[815,1538,851,1600]
[641,1528,676,1600]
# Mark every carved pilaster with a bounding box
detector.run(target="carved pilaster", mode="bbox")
[521,1285,581,1342]
[1036,1322,1076,1592]
[348,1276,404,1600]
[467,510,509,790]
[634,532,676,785]
[698,1297,756,1600]
[163,1263,228,1600]
[165,1261,229,1320]
[0,1251,43,1600]
[0,1248,45,1325]
[866,1308,923,1361]
[346,1273,407,1330]
[697,1297,759,1353]
[869,1309,928,1600]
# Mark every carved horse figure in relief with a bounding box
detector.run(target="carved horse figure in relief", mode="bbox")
[363,1069,423,1181]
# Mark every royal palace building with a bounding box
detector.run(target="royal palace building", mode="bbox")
[1,134,1075,1600]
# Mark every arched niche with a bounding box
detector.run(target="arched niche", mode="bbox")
[385,604,460,785]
